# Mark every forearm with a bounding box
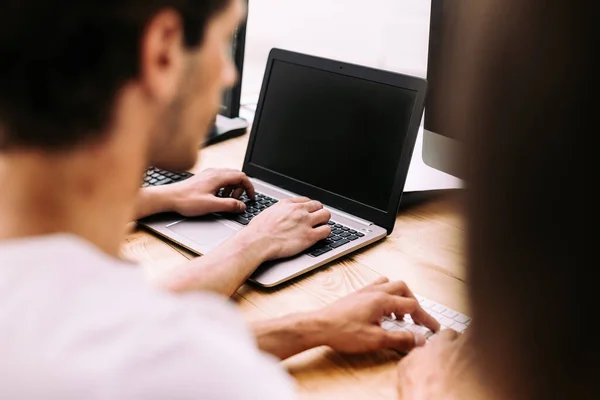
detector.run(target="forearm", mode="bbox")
[134,187,174,220]
[252,311,329,360]
[154,232,272,297]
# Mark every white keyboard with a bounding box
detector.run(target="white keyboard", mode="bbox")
[381,294,471,341]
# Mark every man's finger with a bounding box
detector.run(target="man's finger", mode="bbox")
[371,276,390,285]
[311,225,331,242]
[378,294,420,317]
[242,177,256,200]
[375,281,441,332]
[288,196,311,203]
[221,185,235,198]
[429,328,459,344]
[379,330,427,353]
[372,280,413,296]
[303,200,324,213]
[359,276,391,293]
[215,172,256,200]
[410,308,440,333]
[310,208,331,226]
[212,197,246,213]
[231,187,245,199]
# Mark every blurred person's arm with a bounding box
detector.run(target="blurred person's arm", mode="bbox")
[396,330,485,400]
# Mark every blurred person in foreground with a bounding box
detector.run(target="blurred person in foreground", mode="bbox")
[397,2,598,399]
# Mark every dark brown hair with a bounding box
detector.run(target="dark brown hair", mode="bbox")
[0,0,232,151]
[463,1,598,398]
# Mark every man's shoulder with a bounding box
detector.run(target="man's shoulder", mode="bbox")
[0,233,243,335]
[0,234,296,399]
[0,232,166,310]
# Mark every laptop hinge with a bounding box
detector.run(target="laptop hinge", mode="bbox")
[250,178,374,227]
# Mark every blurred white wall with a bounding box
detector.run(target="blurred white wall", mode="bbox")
[241,0,432,101]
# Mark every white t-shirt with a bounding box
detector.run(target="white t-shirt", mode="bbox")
[0,234,296,399]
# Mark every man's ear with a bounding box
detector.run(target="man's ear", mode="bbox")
[139,9,186,103]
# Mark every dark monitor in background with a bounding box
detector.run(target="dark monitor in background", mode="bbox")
[220,17,246,119]
[422,0,477,179]
[207,0,249,145]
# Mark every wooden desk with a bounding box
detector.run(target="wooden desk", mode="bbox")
[122,134,468,400]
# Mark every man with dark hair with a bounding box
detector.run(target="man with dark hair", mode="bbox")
[0,0,438,397]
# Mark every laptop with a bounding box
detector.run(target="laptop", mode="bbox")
[138,48,427,287]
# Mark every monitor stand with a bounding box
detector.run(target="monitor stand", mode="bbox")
[205,114,249,146]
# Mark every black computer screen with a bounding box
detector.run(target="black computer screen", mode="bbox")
[248,60,418,211]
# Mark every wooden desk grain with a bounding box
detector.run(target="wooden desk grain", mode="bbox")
[122,134,468,400]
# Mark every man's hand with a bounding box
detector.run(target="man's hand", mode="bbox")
[397,329,477,400]
[167,168,256,216]
[253,277,441,359]
[151,195,332,296]
[315,277,440,354]
[135,168,255,220]
[242,197,332,260]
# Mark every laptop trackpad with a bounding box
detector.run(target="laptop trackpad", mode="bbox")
[167,216,239,253]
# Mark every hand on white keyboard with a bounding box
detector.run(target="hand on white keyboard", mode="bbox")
[381,295,471,343]
[312,277,440,354]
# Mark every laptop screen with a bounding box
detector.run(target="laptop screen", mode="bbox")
[247,60,418,212]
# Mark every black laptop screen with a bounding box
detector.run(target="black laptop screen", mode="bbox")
[248,60,418,212]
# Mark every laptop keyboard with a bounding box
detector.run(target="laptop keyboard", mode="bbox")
[306,221,364,257]
[217,191,277,225]
[218,191,362,257]
[142,167,194,187]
